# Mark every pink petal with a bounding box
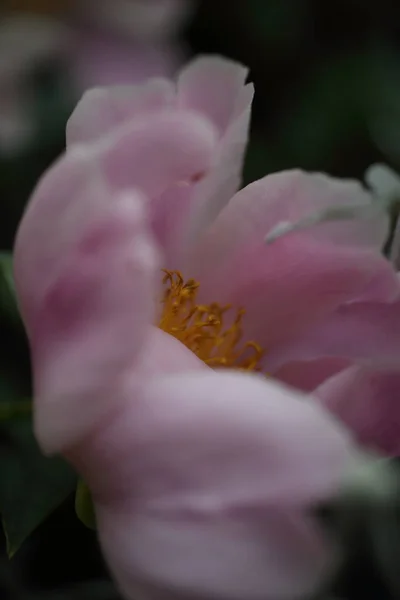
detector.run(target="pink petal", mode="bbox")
[193,233,397,357]
[96,111,217,199]
[78,0,193,42]
[69,371,352,599]
[15,109,217,314]
[70,28,182,95]
[97,506,334,600]
[155,83,253,266]
[274,358,351,392]
[28,194,159,455]
[156,65,254,266]
[14,154,110,323]
[73,371,352,512]
[177,56,249,134]
[66,55,252,265]
[190,170,389,276]
[317,366,400,456]
[135,327,207,376]
[183,82,255,249]
[271,296,400,372]
[66,77,175,146]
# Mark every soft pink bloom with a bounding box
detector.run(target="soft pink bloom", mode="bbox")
[13,56,357,600]
[0,14,67,153]
[0,0,192,151]
[68,0,194,93]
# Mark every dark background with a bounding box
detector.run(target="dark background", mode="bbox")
[1,1,400,598]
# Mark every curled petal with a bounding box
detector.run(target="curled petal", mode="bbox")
[15,109,217,321]
[191,170,390,275]
[317,367,400,457]
[66,78,175,145]
[23,192,159,454]
[71,371,353,600]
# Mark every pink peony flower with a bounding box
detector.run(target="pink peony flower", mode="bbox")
[14,56,378,599]
[0,14,67,153]
[0,0,193,152]
[68,0,194,93]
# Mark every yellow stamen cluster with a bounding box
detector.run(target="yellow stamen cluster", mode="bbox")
[158,270,264,371]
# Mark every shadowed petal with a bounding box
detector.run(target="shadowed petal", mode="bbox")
[70,371,352,600]
[317,367,400,456]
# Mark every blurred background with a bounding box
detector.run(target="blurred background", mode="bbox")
[1,1,400,599]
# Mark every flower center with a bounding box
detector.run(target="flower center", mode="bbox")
[158,270,264,371]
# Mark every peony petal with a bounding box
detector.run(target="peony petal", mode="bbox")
[183,82,254,250]
[177,56,249,134]
[192,233,397,357]
[274,358,351,393]
[67,55,252,266]
[317,366,400,456]
[96,111,217,199]
[66,77,175,145]
[69,371,351,600]
[28,193,159,455]
[135,327,206,376]
[97,506,333,600]
[14,152,109,323]
[73,371,352,514]
[270,296,400,373]
[78,0,193,42]
[155,83,254,267]
[15,109,217,315]
[156,75,253,266]
[190,170,390,276]
[70,28,181,95]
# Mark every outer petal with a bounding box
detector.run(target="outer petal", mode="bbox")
[177,56,249,135]
[70,28,181,95]
[24,193,159,455]
[95,111,217,198]
[270,296,400,373]
[274,358,352,393]
[316,367,400,456]
[70,371,353,600]
[78,0,194,42]
[66,78,175,145]
[191,170,390,274]
[192,232,398,358]
[66,55,252,266]
[97,507,332,600]
[187,171,396,357]
[157,66,253,266]
[15,108,217,318]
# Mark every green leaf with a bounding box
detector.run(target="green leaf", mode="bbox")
[75,478,97,530]
[0,418,77,556]
[0,252,21,326]
[0,400,32,422]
